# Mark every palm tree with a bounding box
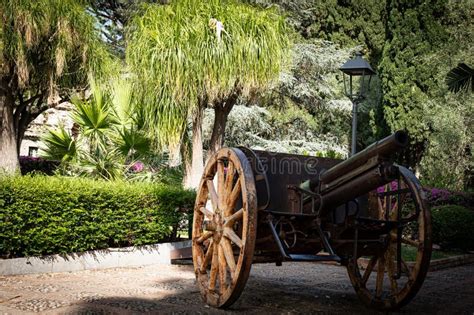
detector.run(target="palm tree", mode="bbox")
[0,0,112,173]
[127,0,291,187]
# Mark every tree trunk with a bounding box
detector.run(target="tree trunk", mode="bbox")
[209,104,229,156]
[16,111,29,155]
[184,105,205,189]
[0,84,19,173]
[208,89,240,157]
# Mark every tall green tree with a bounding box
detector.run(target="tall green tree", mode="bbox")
[378,0,449,168]
[87,0,167,57]
[127,0,290,187]
[246,0,386,63]
[0,0,111,173]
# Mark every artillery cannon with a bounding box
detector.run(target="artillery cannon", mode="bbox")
[192,131,432,310]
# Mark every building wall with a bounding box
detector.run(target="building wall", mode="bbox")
[19,102,74,157]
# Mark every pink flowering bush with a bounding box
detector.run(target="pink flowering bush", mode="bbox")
[376,181,473,208]
[130,161,145,173]
[424,187,473,208]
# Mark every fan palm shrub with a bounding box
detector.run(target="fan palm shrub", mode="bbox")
[41,77,157,180]
[41,126,77,163]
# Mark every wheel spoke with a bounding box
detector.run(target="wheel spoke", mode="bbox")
[375,256,385,298]
[192,148,258,308]
[200,207,214,219]
[223,227,243,248]
[378,197,384,219]
[200,240,214,273]
[362,256,377,285]
[207,180,219,212]
[225,208,243,227]
[218,244,227,293]
[221,240,236,278]
[390,200,398,220]
[386,255,399,295]
[209,242,219,291]
[386,196,392,218]
[402,237,420,248]
[401,259,415,281]
[227,177,241,212]
[196,231,213,244]
[225,161,235,192]
[217,160,226,212]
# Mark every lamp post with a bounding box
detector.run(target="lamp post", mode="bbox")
[339,52,376,156]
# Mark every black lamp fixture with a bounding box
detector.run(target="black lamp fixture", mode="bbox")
[339,52,376,155]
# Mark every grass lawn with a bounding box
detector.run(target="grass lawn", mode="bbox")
[401,244,462,261]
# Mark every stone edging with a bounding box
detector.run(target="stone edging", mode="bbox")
[427,254,474,271]
[2,244,471,276]
[0,240,192,276]
[358,254,474,272]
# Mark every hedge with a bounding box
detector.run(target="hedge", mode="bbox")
[0,175,195,258]
[431,205,474,251]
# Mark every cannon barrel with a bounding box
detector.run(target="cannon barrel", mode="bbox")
[302,131,408,213]
[318,162,398,212]
[320,130,408,184]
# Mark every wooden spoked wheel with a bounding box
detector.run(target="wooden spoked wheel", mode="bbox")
[192,148,257,308]
[347,166,432,310]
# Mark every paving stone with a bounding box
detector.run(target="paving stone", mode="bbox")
[0,263,471,314]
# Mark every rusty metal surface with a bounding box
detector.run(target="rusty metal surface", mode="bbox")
[240,149,341,213]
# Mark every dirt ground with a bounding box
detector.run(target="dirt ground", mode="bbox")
[0,262,472,314]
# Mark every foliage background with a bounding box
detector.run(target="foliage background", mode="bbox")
[238,0,473,190]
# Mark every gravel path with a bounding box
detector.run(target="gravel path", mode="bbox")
[0,262,472,314]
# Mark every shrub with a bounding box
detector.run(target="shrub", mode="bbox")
[19,156,59,175]
[424,187,474,209]
[0,175,195,258]
[431,205,474,251]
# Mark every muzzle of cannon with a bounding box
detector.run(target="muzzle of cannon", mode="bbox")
[300,130,409,215]
[191,130,432,311]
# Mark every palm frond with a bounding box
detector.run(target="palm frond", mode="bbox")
[71,94,115,148]
[446,63,474,93]
[0,0,115,93]
[75,146,124,180]
[111,79,134,126]
[114,126,151,161]
[40,126,77,162]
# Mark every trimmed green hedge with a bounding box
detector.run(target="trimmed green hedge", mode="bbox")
[0,175,195,258]
[432,205,474,251]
